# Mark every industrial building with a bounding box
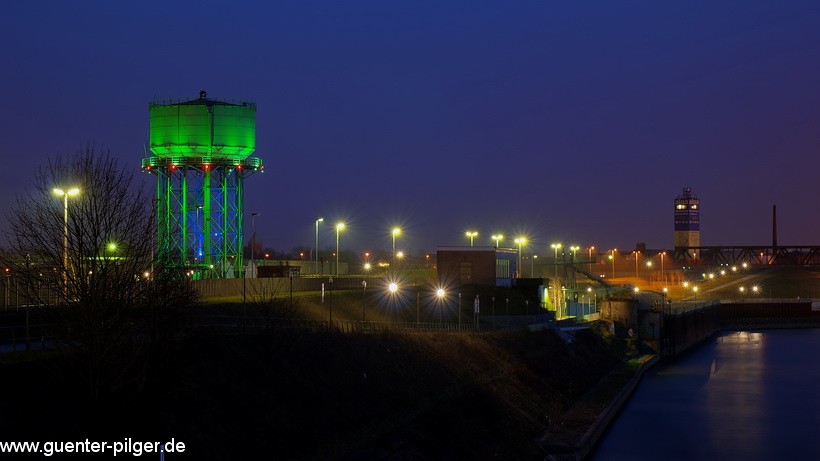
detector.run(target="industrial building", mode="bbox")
[436,246,519,287]
[674,187,700,260]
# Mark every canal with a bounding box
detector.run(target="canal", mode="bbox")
[591,328,820,460]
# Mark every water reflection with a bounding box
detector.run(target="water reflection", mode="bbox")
[592,329,820,461]
[703,332,764,459]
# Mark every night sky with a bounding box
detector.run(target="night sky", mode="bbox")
[3,1,820,257]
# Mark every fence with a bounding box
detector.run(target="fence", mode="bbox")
[196,315,502,334]
[1,278,61,309]
[193,276,432,298]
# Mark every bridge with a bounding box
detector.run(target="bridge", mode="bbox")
[672,246,820,266]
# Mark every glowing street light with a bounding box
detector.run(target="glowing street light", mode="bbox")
[532,254,538,278]
[609,248,617,278]
[436,288,446,324]
[551,243,562,277]
[335,223,345,275]
[466,231,478,247]
[515,238,526,278]
[587,246,595,273]
[660,251,667,285]
[315,217,323,274]
[492,234,503,248]
[633,250,640,280]
[392,227,401,259]
[54,187,80,296]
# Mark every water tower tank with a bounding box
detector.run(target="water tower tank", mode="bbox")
[148,91,256,159]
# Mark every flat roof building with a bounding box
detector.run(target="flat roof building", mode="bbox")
[436,246,519,287]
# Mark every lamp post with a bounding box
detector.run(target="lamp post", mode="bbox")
[633,250,640,280]
[106,243,117,263]
[570,246,580,283]
[315,218,323,275]
[492,234,503,248]
[646,261,653,285]
[466,231,478,247]
[660,251,666,285]
[436,289,445,325]
[388,282,398,322]
[515,238,526,278]
[458,292,462,328]
[587,246,595,273]
[551,243,562,277]
[329,276,334,325]
[250,212,259,278]
[53,187,80,297]
[609,249,617,278]
[532,254,537,278]
[392,228,401,260]
[335,223,345,275]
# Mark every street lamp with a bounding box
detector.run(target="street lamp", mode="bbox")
[250,212,259,278]
[532,254,537,278]
[633,250,640,280]
[53,187,80,296]
[315,218,323,274]
[392,227,401,260]
[466,231,478,247]
[492,234,503,248]
[436,288,446,325]
[551,243,562,278]
[106,243,117,262]
[660,251,666,285]
[587,246,595,273]
[388,282,399,322]
[335,223,345,275]
[515,238,526,278]
[646,261,653,284]
[609,249,617,278]
[569,246,580,259]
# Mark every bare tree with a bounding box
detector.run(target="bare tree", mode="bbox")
[2,147,197,398]
[248,280,305,334]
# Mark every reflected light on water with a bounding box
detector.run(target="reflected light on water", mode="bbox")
[704,331,765,458]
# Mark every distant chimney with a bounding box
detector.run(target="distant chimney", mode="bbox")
[773,205,778,248]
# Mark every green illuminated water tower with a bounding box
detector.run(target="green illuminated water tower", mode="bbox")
[141,91,263,278]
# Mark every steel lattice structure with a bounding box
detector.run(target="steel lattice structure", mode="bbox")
[141,93,263,278]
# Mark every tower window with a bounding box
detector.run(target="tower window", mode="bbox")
[690,205,698,209]
[676,204,686,210]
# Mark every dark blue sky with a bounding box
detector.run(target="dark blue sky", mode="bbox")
[3,1,820,256]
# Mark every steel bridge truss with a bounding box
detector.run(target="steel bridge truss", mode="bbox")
[673,246,820,266]
[148,158,261,278]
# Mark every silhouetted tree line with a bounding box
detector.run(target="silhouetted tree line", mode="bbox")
[1,147,198,400]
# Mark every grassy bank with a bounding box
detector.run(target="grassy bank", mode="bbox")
[0,297,632,459]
